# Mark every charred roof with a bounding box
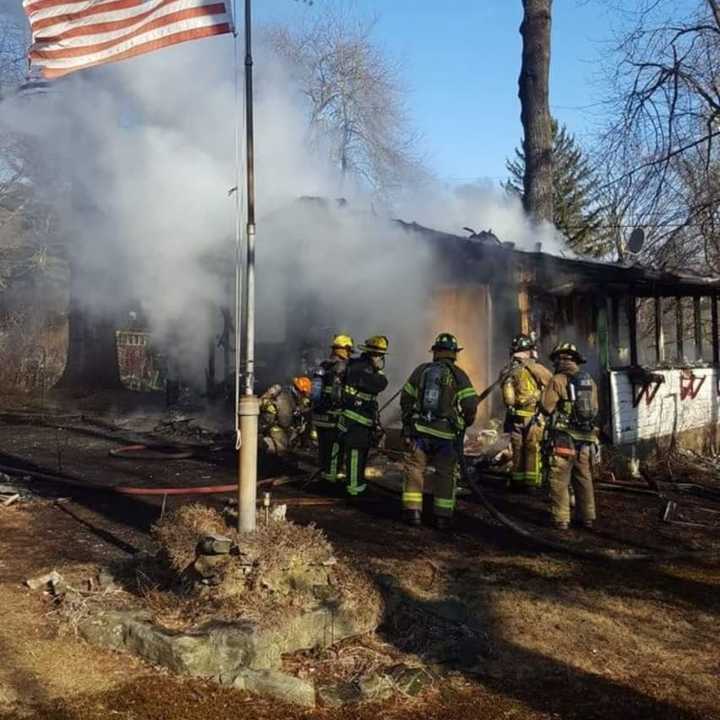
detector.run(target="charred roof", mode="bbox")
[394,219,720,297]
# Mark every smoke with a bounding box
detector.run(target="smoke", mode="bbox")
[1,25,569,395]
[397,180,570,256]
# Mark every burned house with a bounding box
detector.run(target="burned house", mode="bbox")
[203,198,720,457]
[400,221,720,456]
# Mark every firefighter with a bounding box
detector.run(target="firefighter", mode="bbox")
[337,336,389,498]
[400,333,478,530]
[501,333,553,492]
[540,342,600,530]
[311,334,354,485]
[259,376,313,454]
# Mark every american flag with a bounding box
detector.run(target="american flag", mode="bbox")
[23,0,234,79]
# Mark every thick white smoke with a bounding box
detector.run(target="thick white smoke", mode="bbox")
[397,180,569,257]
[1,18,568,395]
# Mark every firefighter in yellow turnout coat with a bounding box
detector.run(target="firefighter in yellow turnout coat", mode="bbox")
[400,333,478,530]
[501,334,553,490]
[540,342,600,530]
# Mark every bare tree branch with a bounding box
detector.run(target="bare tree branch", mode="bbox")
[262,7,425,195]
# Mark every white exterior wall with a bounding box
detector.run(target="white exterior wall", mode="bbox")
[610,368,720,445]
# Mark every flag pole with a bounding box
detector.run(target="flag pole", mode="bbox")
[237,0,258,533]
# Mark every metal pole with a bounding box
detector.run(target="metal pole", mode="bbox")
[238,0,259,533]
[243,0,256,395]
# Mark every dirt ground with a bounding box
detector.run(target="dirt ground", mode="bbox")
[1,397,719,720]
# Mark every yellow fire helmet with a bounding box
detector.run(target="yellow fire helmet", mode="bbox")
[359,335,389,355]
[331,333,354,350]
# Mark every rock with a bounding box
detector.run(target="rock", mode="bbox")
[78,599,375,676]
[357,673,394,702]
[317,682,362,707]
[198,535,233,555]
[233,669,315,707]
[193,554,230,579]
[26,570,63,591]
[387,664,434,697]
[79,610,151,650]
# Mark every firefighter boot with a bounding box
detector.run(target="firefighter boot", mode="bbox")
[403,509,422,527]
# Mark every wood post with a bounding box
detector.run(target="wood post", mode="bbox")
[627,294,638,366]
[676,297,684,362]
[694,296,702,362]
[610,296,620,366]
[518,284,530,335]
[655,296,665,364]
[712,295,719,366]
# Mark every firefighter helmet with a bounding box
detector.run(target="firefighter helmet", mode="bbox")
[511,333,535,353]
[331,333,354,350]
[292,376,312,395]
[431,332,463,353]
[359,335,389,354]
[549,341,586,364]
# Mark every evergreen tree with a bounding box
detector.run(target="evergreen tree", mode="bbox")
[506,120,610,255]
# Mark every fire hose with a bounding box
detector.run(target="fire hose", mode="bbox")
[108,445,196,460]
[468,474,720,562]
[371,446,719,561]
[0,458,287,497]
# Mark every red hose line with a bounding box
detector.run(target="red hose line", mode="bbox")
[108,444,195,460]
[0,461,279,497]
[113,484,237,496]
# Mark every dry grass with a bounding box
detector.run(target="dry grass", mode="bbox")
[152,504,231,572]
[283,634,418,685]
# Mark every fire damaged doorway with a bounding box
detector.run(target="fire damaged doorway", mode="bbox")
[429,284,491,425]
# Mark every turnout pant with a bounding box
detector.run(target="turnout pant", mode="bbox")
[338,422,372,496]
[402,437,458,518]
[316,425,343,482]
[508,415,543,489]
[547,440,597,524]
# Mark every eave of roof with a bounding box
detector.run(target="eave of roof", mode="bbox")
[394,218,720,293]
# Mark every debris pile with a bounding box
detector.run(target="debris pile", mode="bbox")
[643,447,720,491]
[0,473,33,506]
[0,473,68,506]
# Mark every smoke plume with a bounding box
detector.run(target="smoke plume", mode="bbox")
[1,24,567,395]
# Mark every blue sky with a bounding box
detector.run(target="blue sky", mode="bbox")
[253,0,624,185]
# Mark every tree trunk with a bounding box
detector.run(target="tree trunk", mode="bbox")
[54,256,122,391]
[519,0,553,224]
